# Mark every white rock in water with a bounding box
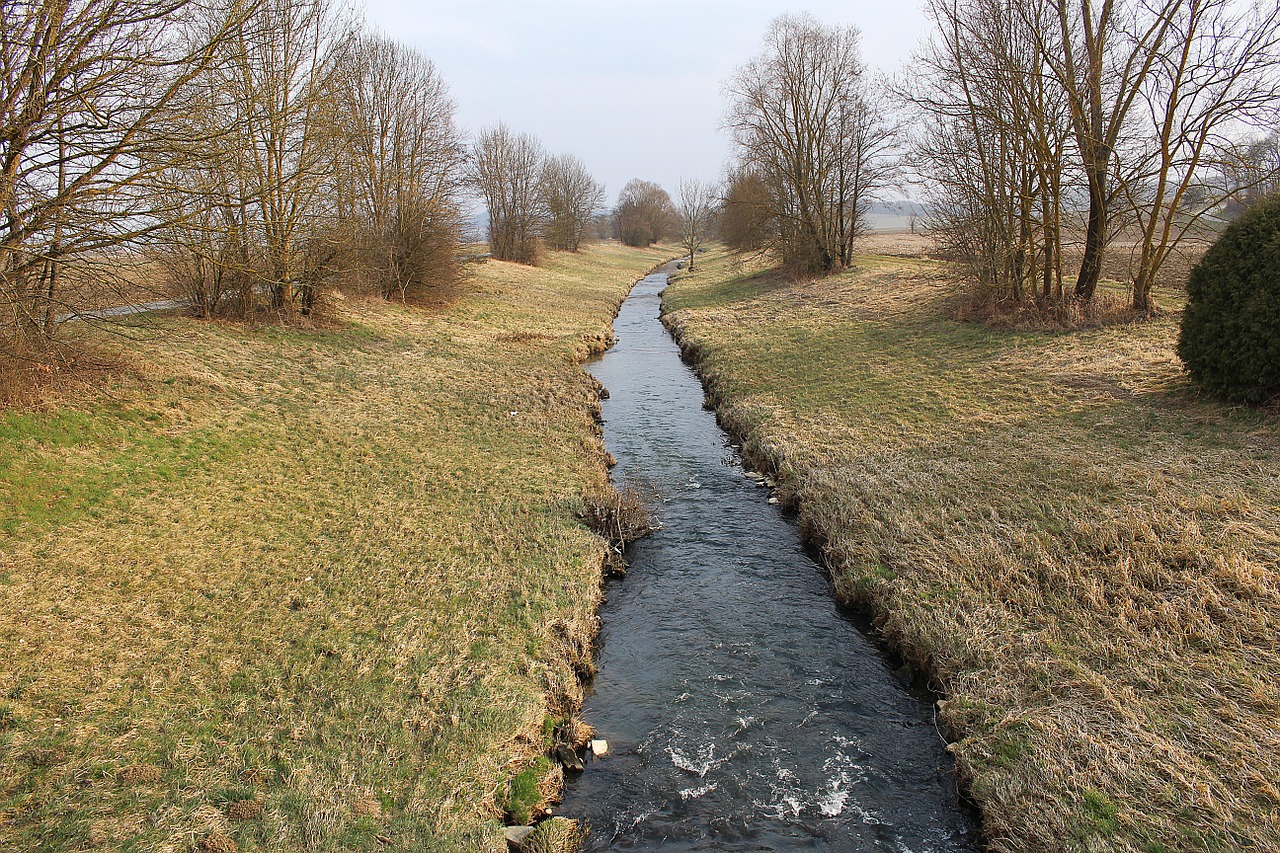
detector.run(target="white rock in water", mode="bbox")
[589,739,609,756]
[768,497,780,505]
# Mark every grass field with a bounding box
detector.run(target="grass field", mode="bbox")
[663,246,1280,853]
[0,242,671,852]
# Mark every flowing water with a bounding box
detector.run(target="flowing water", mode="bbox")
[559,268,981,852]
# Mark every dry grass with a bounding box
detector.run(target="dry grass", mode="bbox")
[579,480,658,553]
[947,288,1148,332]
[663,246,1280,853]
[0,242,673,851]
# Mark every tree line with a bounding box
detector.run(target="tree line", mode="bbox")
[469,124,608,264]
[0,0,625,374]
[719,6,1280,312]
[6,0,1279,377]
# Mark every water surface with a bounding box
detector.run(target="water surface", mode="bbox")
[562,269,979,852]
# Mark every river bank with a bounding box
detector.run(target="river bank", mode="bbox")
[661,246,1280,852]
[0,243,669,851]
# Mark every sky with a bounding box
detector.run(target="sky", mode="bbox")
[357,1,932,206]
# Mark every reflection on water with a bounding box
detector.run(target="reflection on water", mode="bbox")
[560,270,980,851]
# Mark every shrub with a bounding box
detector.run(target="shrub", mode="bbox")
[579,481,656,551]
[1177,194,1280,403]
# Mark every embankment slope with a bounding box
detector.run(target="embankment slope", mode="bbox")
[663,247,1280,853]
[0,243,669,851]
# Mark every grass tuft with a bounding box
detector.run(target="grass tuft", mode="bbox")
[502,756,554,825]
[580,479,658,558]
[525,816,587,853]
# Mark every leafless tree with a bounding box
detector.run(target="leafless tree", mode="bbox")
[910,0,1280,310]
[613,179,676,247]
[1115,1,1280,310]
[1038,0,1280,305]
[906,0,1072,301]
[338,32,467,300]
[538,153,605,252]
[227,0,354,315]
[677,178,716,270]
[718,167,772,252]
[158,0,356,319]
[470,123,545,265]
[726,14,896,274]
[1,0,248,362]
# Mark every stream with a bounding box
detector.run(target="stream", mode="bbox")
[559,267,981,852]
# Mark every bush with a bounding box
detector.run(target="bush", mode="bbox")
[1177,194,1280,403]
[579,481,656,550]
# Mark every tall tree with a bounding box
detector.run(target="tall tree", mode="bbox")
[906,0,1071,301]
[613,179,675,247]
[225,0,353,314]
[470,123,545,264]
[726,14,895,274]
[0,0,247,357]
[538,153,605,253]
[1116,0,1280,310]
[338,32,466,300]
[677,178,716,270]
[911,0,1280,309]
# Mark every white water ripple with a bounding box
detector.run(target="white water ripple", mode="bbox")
[679,781,720,800]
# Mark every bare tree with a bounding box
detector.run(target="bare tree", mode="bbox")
[1035,0,1280,305]
[338,32,467,300]
[1,0,247,361]
[613,179,675,247]
[677,179,716,270]
[829,85,900,267]
[906,0,1072,302]
[718,167,772,252]
[226,0,354,315]
[910,0,1280,310]
[470,123,545,264]
[538,153,605,252]
[1117,1,1280,310]
[726,14,896,274]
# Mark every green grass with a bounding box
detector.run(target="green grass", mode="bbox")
[0,405,255,536]
[0,242,672,851]
[663,246,1280,853]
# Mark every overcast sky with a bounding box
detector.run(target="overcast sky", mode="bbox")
[358,1,931,205]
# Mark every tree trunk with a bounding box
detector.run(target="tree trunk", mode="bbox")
[1132,274,1153,312]
[1132,251,1159,313]
[1075,169,1108,300]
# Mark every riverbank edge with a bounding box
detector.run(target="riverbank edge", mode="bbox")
[656,288,989,844]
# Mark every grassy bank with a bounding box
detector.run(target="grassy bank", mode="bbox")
[0,242,670,851]
[663,247,1280,852]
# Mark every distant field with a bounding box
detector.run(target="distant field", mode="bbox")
[0,242,671,851]
[663,246,1279,852]
[860,229,1212,294]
